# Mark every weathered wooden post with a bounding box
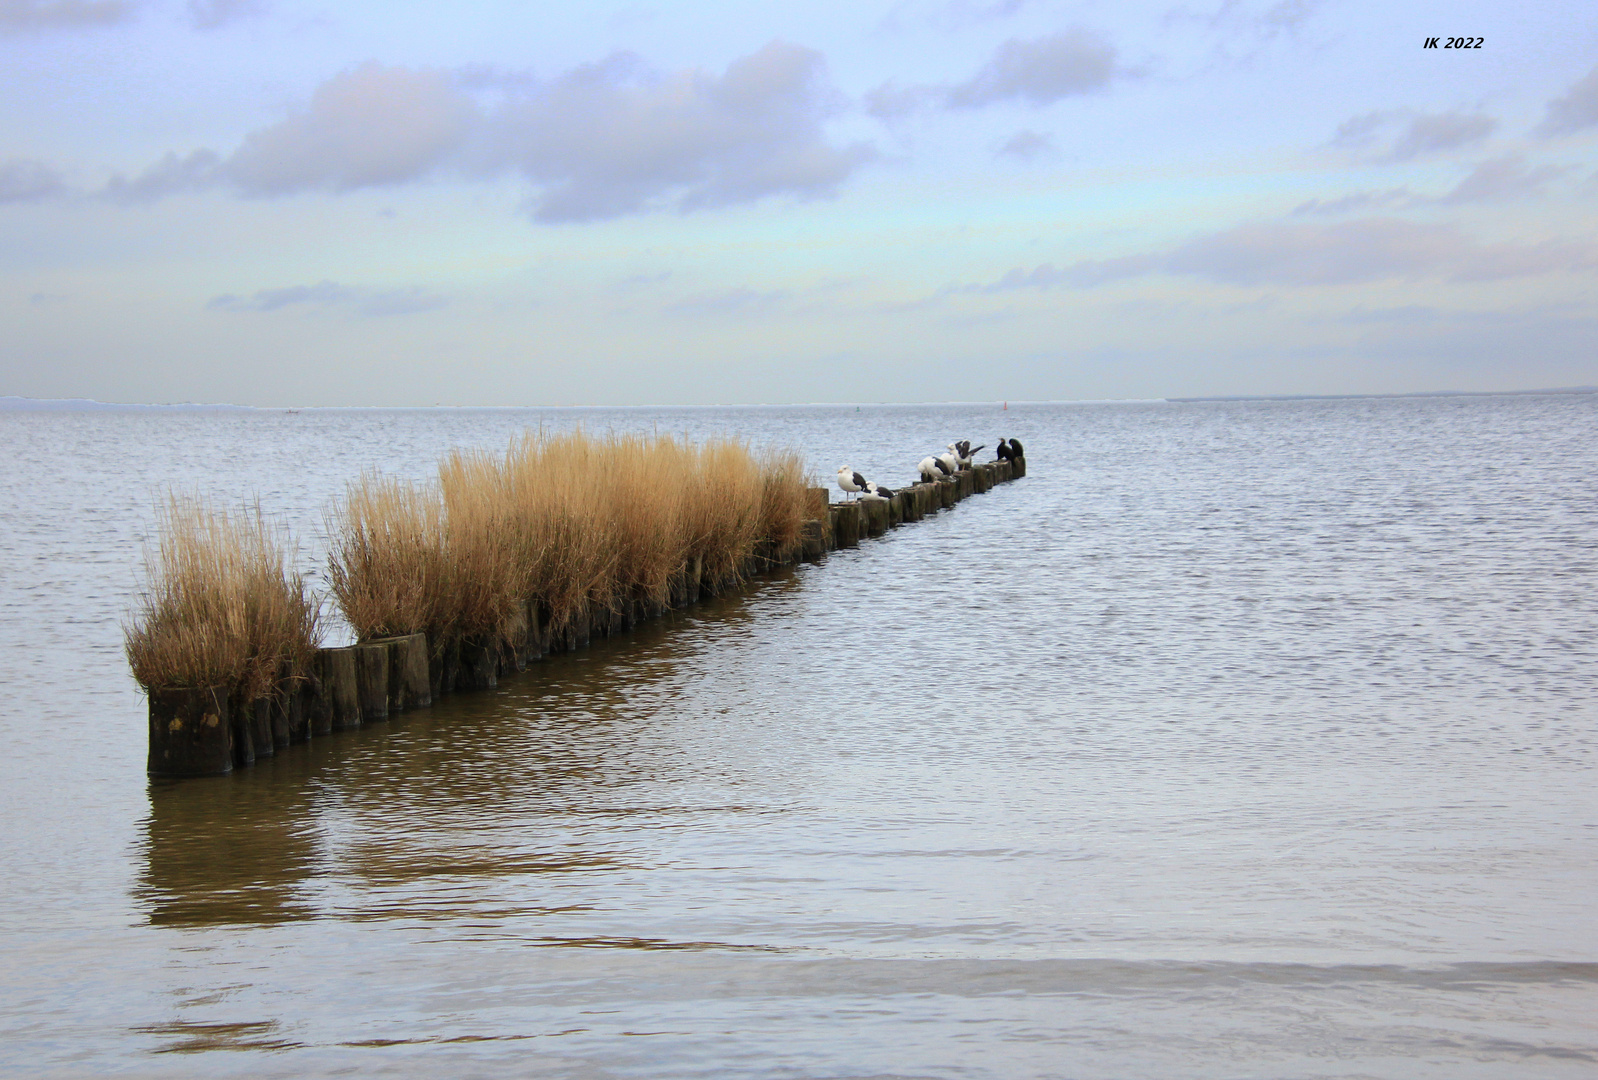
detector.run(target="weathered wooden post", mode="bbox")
[829,502,860,547]
[270,680,306,745]
[147,686,232,777]
[301,666,331,737]
[1012,454,1026,478]
[527,601,549,659]
[353,640,389,723]
[861,498,889,537]
[235,694,273,758]
[572,601,593,649]
[800,519,827,561]
[313,646,360,731]
[226,691,255,767]
[379,633,431,710]
[458,636,499,691]
[891,491,909,524]
[939,479,957,508]
[684,555,703,605]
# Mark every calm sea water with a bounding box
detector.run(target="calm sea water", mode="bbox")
[0,396,1594,1078]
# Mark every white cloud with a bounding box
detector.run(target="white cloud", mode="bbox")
[1387,110,1496,161]
[187,0,265,30]
[1292,188,1415,216]
[104,149,220,202]
[1331,108,1497,162]
[207,280,447,316]
[1293,154,1569,216]
[0,0,128,31]
[970,218,1598,290]
[948,29,1118,107]
[110,42,873,223]
[996,129,1051,159]
[1167,218,1464,284]
[668,286,790,316]
[479,41,873,222]
[0,158,66,202]
[223,62,475,195]
[1539,63,1598,136]
[1437,154,1568,204]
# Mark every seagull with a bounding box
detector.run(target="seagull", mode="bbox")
[936,449,959,475]
[918,457,941,482]
[949,440,986,469]
[837,465,868,501]
[863,481,895,500]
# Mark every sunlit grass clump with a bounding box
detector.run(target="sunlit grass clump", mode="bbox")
[328,430,810,647]
[124,494,321,697]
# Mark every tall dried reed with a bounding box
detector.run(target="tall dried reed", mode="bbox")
[328,430,814,649]
[756,448,808,561]
[324,473,452,644]
[125,494,320,697]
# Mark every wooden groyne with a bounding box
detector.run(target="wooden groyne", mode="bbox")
[144,453,1025,778]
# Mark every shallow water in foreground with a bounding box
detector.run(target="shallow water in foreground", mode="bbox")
[0,396,1594,1078]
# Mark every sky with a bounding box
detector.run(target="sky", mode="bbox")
[2,0,1595,406]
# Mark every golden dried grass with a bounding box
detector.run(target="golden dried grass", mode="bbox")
[328,429,814,647]
[125,494,320,697]
[325,473,453,644]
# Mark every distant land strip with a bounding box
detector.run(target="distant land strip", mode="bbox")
[1166,387,1598,402]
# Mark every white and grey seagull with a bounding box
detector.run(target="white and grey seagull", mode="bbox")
[836,465,868,501]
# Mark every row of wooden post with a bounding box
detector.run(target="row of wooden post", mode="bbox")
[145,453,1024,778]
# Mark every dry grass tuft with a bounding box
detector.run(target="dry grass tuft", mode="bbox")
[125,494,320,697]
[325,473,453,644]
[328,430,814,647]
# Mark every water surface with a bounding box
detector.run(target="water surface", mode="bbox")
[1,397,1594,1077]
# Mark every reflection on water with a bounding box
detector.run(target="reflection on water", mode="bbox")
[4,397,1598,1077]
[137,580,787,931]
[133,1019,300,1055]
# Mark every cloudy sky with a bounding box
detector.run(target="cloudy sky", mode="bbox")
[2,0,1595,405]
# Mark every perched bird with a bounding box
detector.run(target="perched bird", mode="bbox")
[995,439,1014,462]
[1008,437,1025,458]
[864,481,895,500]
[836,466,868,500]
[918,456,941,482]
[950,440,986,468]
[936,450,959,475]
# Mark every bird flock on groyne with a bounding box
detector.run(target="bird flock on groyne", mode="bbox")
[838,437,1025,501]
[133,428,1026,778]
